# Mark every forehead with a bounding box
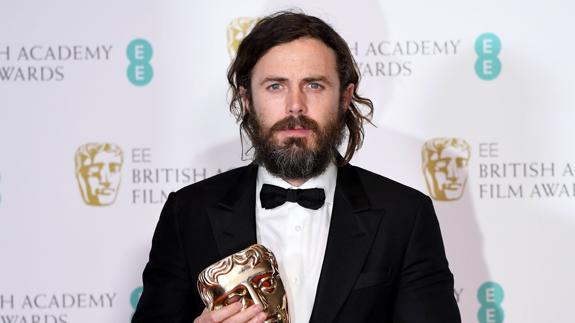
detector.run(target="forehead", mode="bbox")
[91,151,122,163]
[251,37,339,82]
[437,146,470,159]
[215,260,273,292]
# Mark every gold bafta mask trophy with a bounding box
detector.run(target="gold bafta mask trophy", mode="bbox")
[197,244,289,323]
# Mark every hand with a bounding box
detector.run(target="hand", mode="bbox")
[193,302,267,323]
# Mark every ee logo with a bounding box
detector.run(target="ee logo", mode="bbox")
[477,281,504,323]
[127,39,153,86]
[130,286,143,318]
[475,33,501,80]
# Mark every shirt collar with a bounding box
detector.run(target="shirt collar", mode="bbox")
[256,162,338,207]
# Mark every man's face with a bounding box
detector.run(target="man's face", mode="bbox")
[81,151,122,205]
[246,37,353,180]
[425,145,470,200]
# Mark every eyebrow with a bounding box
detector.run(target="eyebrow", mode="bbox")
[259,77,288,86]
[303,76,333,86]
[258,75,334,86]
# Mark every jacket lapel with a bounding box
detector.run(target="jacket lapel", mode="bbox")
[206,164,259,258]
[310,164,385,323]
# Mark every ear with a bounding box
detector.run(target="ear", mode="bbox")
[341,83,355,112]
[239,86,250,112]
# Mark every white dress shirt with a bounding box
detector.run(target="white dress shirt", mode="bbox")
[255,163,337,323]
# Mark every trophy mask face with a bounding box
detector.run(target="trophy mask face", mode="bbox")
[75,143,123,206]
[198,245,289,323]
[422,138,470,201]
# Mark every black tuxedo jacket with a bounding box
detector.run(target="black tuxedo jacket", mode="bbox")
[132,163,461,323]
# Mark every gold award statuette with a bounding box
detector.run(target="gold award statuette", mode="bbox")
[197,244,289,323]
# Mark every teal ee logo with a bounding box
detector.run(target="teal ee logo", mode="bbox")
[130,286,143,318]
[477,281,504,323]
[127,39,153,86]
[475,33,501,80]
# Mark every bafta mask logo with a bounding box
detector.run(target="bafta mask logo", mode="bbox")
[198,244,289,323]
[75,143,124,206]
[227,17,259,58]
[422,138,470,201]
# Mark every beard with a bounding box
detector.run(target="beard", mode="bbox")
[248,109,346,181]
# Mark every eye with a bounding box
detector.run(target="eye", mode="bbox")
[267,83,282,91]
[224,289,245,305]
[307,82,323,90]
[257,276,277,293]
[433,160,448,171]
[225,295,240,305]
[87,164,103,176]
[110,163,121,172]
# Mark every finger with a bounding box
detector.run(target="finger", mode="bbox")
[193,308,211,323]
[222,304,263,323]
[193,308,206,323]
[246,311,267,323]
[209,302,243,322]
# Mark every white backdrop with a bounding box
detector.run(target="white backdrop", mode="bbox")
[1,1,574,322]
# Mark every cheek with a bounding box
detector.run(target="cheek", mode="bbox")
[109,171,121,181]
[252,105,282,130]
[435,174,447,182]
[251,92,285,116]
[87,177,100,186]
[258,112,279,130]
[455,170,467,179]
[309,96,341,123]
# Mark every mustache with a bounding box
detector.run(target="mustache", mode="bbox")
[269,116,319,132]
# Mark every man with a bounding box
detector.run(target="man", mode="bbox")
[133,11,460,323]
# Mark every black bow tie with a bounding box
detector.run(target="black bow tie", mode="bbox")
[260,184,326,210]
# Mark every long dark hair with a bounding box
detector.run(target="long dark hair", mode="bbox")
[227,11,373,165]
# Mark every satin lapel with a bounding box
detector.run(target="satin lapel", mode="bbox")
[206,164,258,258]
[310,164,385,323]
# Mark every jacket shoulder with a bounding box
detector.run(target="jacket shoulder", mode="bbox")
[171,164,255,204]
[348,164,430,206]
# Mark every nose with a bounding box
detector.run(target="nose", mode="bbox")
[286,88,306,116]
[100,165,111,186]
[446,159,457,181]
[243,283,268,311]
